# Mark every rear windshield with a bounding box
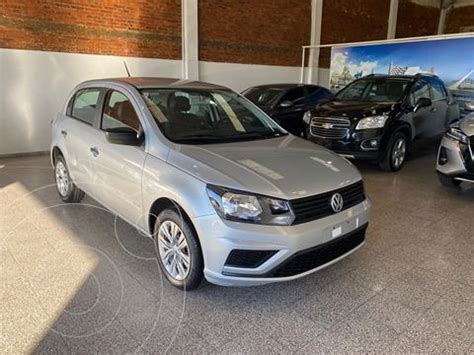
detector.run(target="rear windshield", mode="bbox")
[336,78,410,102]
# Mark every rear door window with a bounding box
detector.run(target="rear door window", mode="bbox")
[71,88,101,125]
[280,87,305,105]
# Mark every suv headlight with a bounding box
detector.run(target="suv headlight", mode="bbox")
[446,127,468,144]
[206,185,295,226]
[303,111,312,124]
[356,115,388,130]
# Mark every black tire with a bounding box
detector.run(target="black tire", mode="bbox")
[153,208,204,290]
[54,154,85,203]
[379,132,408,172]
[437,172,462,188]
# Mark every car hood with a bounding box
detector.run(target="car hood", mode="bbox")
[313,100,396,120]
[460,114,474,136]
[168,135,362,200]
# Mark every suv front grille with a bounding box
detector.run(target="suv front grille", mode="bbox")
[310,117,351,139]
[267,224,367,277]
[290,180,365,225]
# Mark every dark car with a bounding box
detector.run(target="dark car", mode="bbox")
[306,74,459,171]
[242,84,333,137]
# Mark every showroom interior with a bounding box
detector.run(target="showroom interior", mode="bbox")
[1,0,473,353]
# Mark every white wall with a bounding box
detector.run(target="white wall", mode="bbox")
[0,48,182,156]
[1,49,312,155]
[200,61,302,92]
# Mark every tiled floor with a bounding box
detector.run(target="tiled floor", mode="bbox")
[1,146,473,354]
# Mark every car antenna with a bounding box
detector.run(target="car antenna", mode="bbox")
[123,61,131,77]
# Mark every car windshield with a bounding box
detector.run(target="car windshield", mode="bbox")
[335,78,409,102]
[242,87,285,106]
[140,89,287,144]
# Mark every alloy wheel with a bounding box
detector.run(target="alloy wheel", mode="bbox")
[392,138,406,169]
[55,161,70,197]
[157,220,191,281]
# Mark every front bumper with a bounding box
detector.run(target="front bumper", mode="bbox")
[309,128,385,161]
[192,199,371,287]
[436,134,473,178]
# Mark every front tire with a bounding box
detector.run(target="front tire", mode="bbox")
[379,132,408,172]
[437,172,462,187]
[153,209,204,290]
[54,155,85,203]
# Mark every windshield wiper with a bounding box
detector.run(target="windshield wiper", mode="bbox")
[173,134,225,143]
[225,131,287,140]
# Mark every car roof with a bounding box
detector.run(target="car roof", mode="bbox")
[364,74,439,80]
[81,77,231,90]
[246,83,323,90]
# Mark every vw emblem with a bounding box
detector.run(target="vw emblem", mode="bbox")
[330,193,344,213]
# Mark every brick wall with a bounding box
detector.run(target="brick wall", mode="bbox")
[396,0,440,38]
[445,5,474,33]
[198,0,311,66]
[0,0,181,59]
[319,0,391,68]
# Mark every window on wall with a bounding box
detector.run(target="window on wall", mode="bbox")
[101,90,141,132]
[71,89,101,125]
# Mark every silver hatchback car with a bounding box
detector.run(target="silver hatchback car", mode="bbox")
[51,77,371,290]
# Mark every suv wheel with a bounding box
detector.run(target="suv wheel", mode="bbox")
[437,172,462,188]
[54,155,85,203]
[379,132,407,172]
[154,209,204,290]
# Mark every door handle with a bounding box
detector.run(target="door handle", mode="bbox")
[61,130,68,137]
[90,146,99,157]
[431,107,438,112]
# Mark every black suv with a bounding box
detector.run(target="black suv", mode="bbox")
[306,74,459,171]
[242,84,333,137]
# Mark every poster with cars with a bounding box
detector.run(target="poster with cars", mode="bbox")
[329,36,474,115]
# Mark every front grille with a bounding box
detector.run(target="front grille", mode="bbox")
[267,225,367,277]
[290,180,365,225]
[225,250,277,268]
[310,117,351,139]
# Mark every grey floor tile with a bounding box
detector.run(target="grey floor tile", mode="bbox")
[215,328,289,354]
[293,278,376,327]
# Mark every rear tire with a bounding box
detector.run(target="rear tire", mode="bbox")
[153,209,204,290]
[437,172,462,188]
[54,155,85,203]
[379,132,408,172]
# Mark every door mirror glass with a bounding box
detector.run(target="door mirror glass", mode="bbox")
[280,100,293,108]
[414,97,432,112]
[465,101,474,112]
[105,127,143,146]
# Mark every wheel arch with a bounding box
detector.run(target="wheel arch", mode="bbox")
[51,146,63,166]
[148,197,198,239]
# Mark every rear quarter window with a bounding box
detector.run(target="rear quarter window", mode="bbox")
[71,88,101,125]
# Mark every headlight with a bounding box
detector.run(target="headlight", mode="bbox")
[206,185,295,225]
[303,111,312,124]
[446,127,468,144]
[356,115,388,130]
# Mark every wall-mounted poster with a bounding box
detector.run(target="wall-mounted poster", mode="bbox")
[329,37,474,115]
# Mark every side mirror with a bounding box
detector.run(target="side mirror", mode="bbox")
[280,100,293,108]
[105,127,143,146]
[465,101,474,112]
[414,97,432,112]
